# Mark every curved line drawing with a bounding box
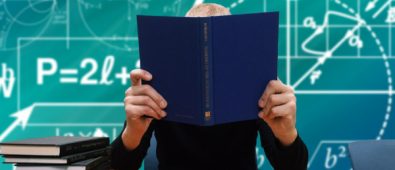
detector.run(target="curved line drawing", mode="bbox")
[3,0,55,26]
[301,11,364,56]
[0,1,56,51]
[77,0,142,51]
[77,0,201,51]
[28,0,55,14]
[294,11,365,89]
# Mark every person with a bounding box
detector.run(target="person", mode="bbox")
[111,3,308,170]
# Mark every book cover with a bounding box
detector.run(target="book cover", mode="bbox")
[0,136,109,157]
[137,12,278,126]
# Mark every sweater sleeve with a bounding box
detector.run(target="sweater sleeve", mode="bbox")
[257,119,308,170]
[110,121,155,170]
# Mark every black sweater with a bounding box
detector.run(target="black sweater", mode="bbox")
[111,119,308,170]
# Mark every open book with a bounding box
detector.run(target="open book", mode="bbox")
[137,12,278,126]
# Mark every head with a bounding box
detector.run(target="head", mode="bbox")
[185,3,231,17]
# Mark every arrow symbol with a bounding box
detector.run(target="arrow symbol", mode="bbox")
[365,0,379,12]
[0,105,34,142]
[372,0,392,18]
[0,102,123,142]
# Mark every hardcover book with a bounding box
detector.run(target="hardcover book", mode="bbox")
[0,136,109,157]
[3,148,109,164]
[137,12,279,126]
[15,156,109,170]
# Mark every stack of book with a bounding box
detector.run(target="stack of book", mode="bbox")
[0,136,110,170]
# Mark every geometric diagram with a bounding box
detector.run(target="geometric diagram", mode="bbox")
[0,0,65,51]
[301,11,365,62]
[290,0,394,169]
[76,0,200,51]
[1,0,395,170]
[299,11,366,89]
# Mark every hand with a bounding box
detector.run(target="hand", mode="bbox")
[122,69,167,150]
[258,80,298,146]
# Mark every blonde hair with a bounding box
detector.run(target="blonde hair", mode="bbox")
[186,3,231,17]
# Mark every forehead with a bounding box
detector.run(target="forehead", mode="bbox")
[186,4,231,17]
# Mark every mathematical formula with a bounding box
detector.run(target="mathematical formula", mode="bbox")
[37,56,130,86]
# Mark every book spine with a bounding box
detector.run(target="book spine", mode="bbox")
[201,18,214,125]
[60,138,109,157]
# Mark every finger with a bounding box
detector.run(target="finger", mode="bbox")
[258,80,293,108]
[124,95,166,117]
[259,80,291,107]
[125,87,132,97]
[259,93,294,116]
[131,85,167,108]
[261,93,294,109]
[126,105,162,120]
[259,110,270,122]
[130,69,152,86]
[268,101,296,119]
[125,85,168,110]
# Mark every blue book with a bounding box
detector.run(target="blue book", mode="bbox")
[349,140,395,170]
[137,12,278,126]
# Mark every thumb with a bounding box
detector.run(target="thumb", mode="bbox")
[130,69,152,86]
